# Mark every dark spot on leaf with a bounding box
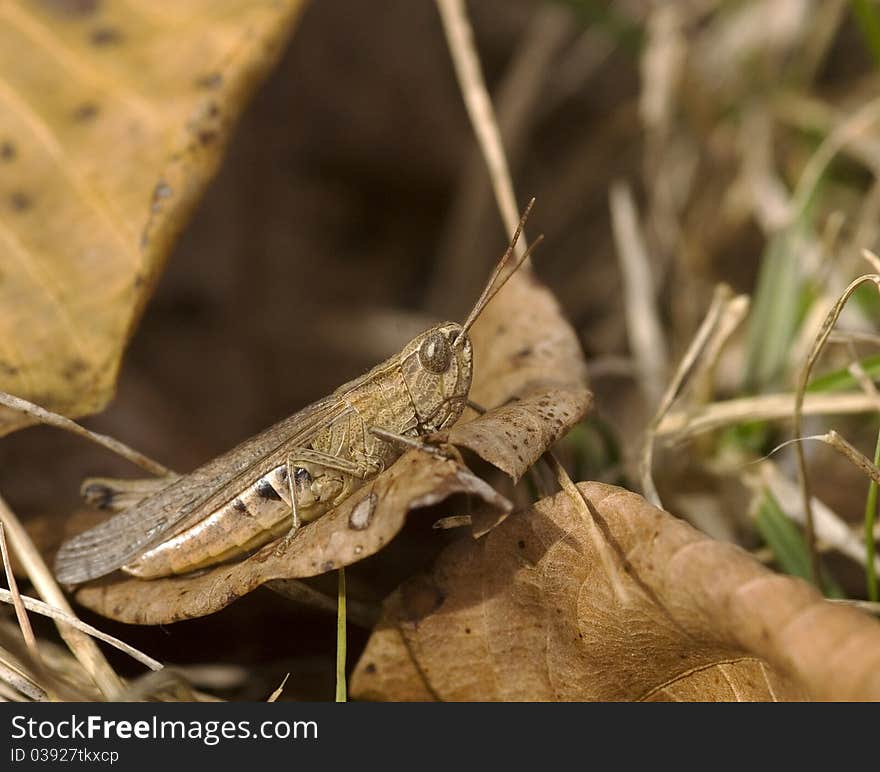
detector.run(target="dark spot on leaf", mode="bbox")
[321,560,335,572]
[73,102,100,122]
[197,129,218,146]
[90,26,123,46]
[464,627,471,634]
[62,358,88,381]
[0,142,16,161]
[364,662,377,675]
[196,72,223,89]
[0,361,19,376]
[233,499,249,514]
[38,0,99,17]
[9,192,32,212]
[517,539,526,550]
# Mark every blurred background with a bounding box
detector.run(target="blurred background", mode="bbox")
[3,0,880,698]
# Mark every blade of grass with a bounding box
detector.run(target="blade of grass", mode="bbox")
[852,0,880,67]
[0,589,163,671]
[807,352,880,392]
[866,428,880,601]
[794,275,880,587]
[435,0,526,260]
[744,223,813,390]
[0,524,39,663]
[335,567,347,703]
[755,490,845,598]
[0,492,125,697]
[0,391,172,477]
[758,461,880,572]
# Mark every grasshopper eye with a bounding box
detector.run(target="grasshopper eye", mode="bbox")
[418,332,452,374]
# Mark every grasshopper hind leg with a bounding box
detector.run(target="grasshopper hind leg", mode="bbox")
[80,474,180,512]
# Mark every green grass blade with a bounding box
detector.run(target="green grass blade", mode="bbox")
[852,0,880,68]
[744,228,809,390]
[336,567,347,702]
[807,353,880,393]
[865,429,880,601]
[755,490,845,598]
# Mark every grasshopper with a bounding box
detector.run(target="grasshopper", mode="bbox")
[54,202,541,585]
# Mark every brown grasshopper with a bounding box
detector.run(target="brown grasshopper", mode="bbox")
[54,202,541,584]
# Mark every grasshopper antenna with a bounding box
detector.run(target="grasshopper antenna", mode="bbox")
[453,198,543,346]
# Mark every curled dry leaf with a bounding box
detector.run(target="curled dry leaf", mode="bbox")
[0,0,306,434]
[441,269,592,482]
[351,482,880,701]
[68,269,592,624]
[74,452,512,624]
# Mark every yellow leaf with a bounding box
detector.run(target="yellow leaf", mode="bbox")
[0,0,306,434]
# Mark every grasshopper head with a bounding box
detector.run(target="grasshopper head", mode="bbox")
[401,322,472,432]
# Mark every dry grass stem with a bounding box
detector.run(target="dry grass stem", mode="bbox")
[0,492,125,697]
[794,274,880,584]
[545,453,628,604]
[827,330,880,346]
[0,524,39,663]
[660,391,880,440]
[861,248,880,274]
[0,392,171,477]
[0,588,162,671]
[829,599,880,616]
[641,285,745,505]
[788,97,880,213]
[435,0,526,258]
[816,430,880,487]
[268,673,289,702]
[0,652,47,701]
[610,180,669,407]
[428,4,570,310]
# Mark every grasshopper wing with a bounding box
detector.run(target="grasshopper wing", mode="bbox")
[54,398,351,584]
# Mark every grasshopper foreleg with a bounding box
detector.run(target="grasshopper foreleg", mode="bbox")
[368,426,456,460]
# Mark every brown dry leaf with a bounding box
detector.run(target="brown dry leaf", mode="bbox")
[440,269,592,482]
[0,0,306,434]
[351,482,880,701]
[68,268,592,624]
[74,451,511,624]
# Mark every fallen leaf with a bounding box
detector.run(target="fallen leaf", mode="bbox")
[59,261,592,623]
[440,268,593,481]
[0,0,306,434]
[73,451,511,624]
[351,482,880,701]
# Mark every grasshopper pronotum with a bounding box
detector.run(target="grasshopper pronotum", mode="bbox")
[54,202,540,584]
